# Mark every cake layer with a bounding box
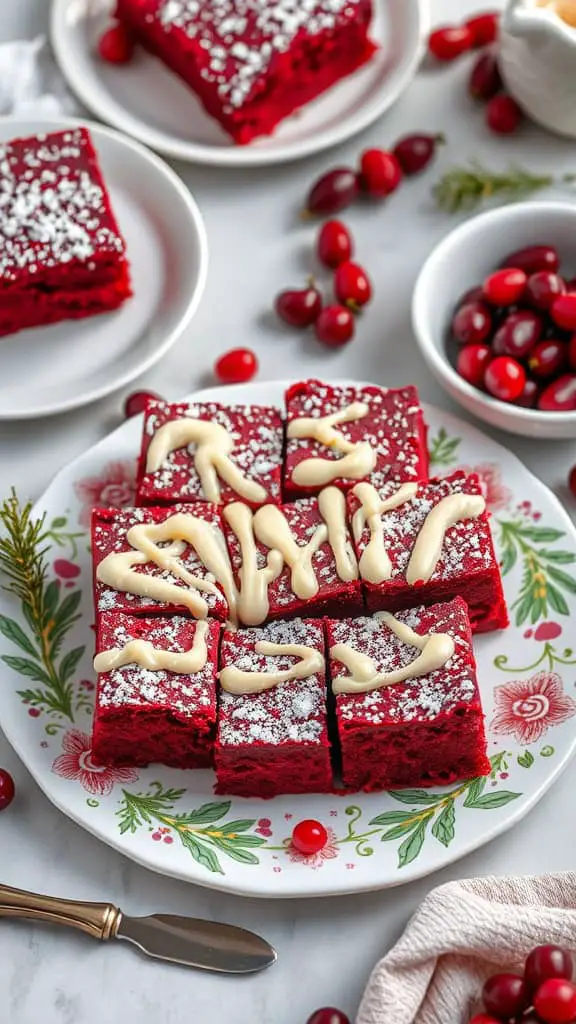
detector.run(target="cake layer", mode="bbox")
[0,265,131,337]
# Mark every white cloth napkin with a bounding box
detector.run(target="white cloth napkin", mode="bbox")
[0,36,76,117]
[357,872,576,1024]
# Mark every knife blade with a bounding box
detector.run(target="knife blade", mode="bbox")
[0,883,276,975]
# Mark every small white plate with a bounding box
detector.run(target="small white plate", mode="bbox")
[50,0,426,167]
[0,115,208,420]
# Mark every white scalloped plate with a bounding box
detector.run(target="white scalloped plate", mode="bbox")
[2,380,576,897]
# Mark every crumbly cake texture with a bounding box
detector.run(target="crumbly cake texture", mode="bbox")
[136,398,284,508]
[115,0,376,144]
[215,618,332,797]
[223,493,364,623]
[349,470,509,634]
[327,599,491,792]
[92,613,220,768]
[91,502,231,621]
[284,380,429,501]
[0,127,131,337]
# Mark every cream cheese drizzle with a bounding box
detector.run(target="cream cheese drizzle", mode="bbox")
[287,402,377,486]
[222,502,283,627]
[405,492,486,585]
[94,621,209,675]
[219,641,325,695]
[352,482,418,583]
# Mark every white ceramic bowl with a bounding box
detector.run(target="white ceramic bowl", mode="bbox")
[412,201,576,440]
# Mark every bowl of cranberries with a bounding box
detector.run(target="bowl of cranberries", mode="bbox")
[412,201,576,438]
[470,944,576,1024]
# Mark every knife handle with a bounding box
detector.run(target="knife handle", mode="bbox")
[0,883,122,941]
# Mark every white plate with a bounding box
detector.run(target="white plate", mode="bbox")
[0,115,208,420]
[2,380,576,898]
[50,0,426,167]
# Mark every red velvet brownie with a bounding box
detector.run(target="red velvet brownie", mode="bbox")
[92,613,219,768]
[215,618,332,797]
[327,598,490,792]
[0,127,131,337]
[115,0,376,145]
[136,398,283,509]
[222,488,362,626]
[284,380,429,502]
[92,502,234,621]
[349,470,508,634]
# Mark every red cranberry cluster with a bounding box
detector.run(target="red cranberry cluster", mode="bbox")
[0,768,15,811]
[470,945,576,1024]
[450,244,576,412]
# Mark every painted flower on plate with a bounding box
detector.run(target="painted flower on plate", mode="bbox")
[456,463,512,511]
[491,671,576,745]
[74,460,136,528]
[52,730,139,796]
[286,828,339,869]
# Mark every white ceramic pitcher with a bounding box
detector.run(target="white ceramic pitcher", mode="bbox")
[499,0,576,137]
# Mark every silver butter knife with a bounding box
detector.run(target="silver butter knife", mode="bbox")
[0,883,276,974]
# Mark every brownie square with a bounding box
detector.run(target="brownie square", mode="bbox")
[215,618,332,797]
[349,470,509,634]
[136,398,283,509]
[326,598,490,791]
[284,379,429,501]
[92,613,220,768]
[92,502,233,621]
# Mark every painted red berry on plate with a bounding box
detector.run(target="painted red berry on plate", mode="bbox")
[538,374,576,411]
[124,390,162,419]
[275,282,322,327]
[551,293,576,331]
[0,769,15,811]
[315,305,355,347]
[291,819,329,855]
[393,133,444,175]
[486,94,523,134]
[97,22,135,64]
[465,10,500,46]
[528,339,567,379]
[334,261,372,311]
[482,973,527,1020]
[452,302,492,345]
[484,355,526,401]
[526,272,566,310]
[428,25,473,61]
[468,51,502,101]
[317,221,353,269]
[456,343,492,387]
[501,245,560,275]
[525,946,574,995]
[359,149,403,197]
[304,168,359,216]
[214,348,258,384]
[534,979,576,1024]
[306,1009,350,1024]
[483,268,527,306]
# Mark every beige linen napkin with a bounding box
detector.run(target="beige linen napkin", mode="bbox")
[357,872,576,1024]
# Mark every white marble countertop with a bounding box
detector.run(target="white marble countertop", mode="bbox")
[2,2,576,1022]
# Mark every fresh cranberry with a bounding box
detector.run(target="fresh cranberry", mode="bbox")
[568,334,576,370]
[214,348,258,384]
[334,261,372,311]
[569,465,576,496]
[291,819,329,855]
[315,305,355,347]
[528,339,567,378]
[538,374,576,411]
[0,769,15,811]
[534,979,576,1024]
[428,24,473,61]
[304,168,359,216]
[514,378,540,407]
[124,390,162,418]
[468,51,502,101]
[468,1016,502,1024]
[551,293,576,331]
[483,268,527,306]
[502,245,560,275]
[492,310,542,358]
[97,22,135,64]
[452,302,492,345]
[393,133,444,175]
[486,94,523,134]
[566,278,576,292]
[317,221,353,269]
[482,973,527,1020]
[359,149,403,197]
[458,285,484,307]
[306,1010,350,1024]
[484,355,526,401]
[465,10,500,46]
[525,947,574,996]
[275,281,322,327]
[525,272,566,310]
[456,343,492,387]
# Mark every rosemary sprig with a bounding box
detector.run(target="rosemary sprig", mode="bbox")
[434,161,576,213]
[0,490,48,611]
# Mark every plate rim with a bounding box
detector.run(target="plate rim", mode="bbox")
[0,113,209,421]
[2,379,576,897]
[50,0,428,168]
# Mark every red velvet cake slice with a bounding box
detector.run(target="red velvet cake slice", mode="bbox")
[92,502,235,621]
[92,613,219,768]
[136,398,283,509]
[215,618,332,797]
[284,380,429,501]
[349,470,508,634]
[326,598,490,791]
[222,488,362,626]
[115,0,376,145]
[0,127,131,337]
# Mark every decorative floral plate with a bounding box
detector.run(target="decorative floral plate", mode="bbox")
[2,380,576,898]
